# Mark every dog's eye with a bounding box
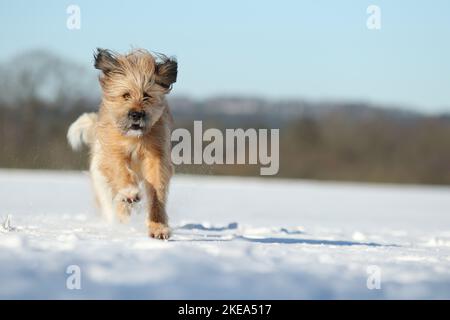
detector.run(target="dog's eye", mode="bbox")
[143,92,152,100]
[122,92,131,100]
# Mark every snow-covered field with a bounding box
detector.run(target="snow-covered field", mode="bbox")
[1,169,450,299]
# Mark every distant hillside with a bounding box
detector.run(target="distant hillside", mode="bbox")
[168,96,423,126]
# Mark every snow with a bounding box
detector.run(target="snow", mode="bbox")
[1,169,450,299]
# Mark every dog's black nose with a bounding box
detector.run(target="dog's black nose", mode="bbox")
[128,110,145,121]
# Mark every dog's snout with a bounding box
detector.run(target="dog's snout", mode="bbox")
[128,110,145,121]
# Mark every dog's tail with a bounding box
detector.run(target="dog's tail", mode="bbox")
[67,112,98,151]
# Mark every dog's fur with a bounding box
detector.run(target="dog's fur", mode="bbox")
[67,48,177,239]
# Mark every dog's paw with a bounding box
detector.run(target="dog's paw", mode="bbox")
[148,222,171,240]
[116,186,141,204]
[116,201,132,223]
[117,210,131,223]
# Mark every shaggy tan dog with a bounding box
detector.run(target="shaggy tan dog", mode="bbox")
[67,48,177,239]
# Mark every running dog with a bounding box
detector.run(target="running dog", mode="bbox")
[67,48,177,239]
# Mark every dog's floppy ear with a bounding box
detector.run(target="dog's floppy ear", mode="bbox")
[155,56,177,90]
[94,48,121,75]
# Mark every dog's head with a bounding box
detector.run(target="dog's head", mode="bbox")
[94,48,177,137]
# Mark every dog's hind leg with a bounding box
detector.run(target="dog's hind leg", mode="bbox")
[90,152,115,223]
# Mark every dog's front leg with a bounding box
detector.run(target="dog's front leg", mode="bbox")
[142,157,172,239]
[99,154,140,223]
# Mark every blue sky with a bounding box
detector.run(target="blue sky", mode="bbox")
[0,0,449,113]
